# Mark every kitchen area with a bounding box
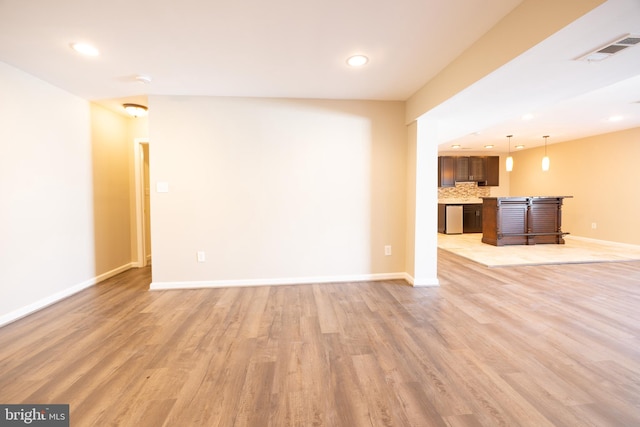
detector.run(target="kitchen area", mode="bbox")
[437,154,570,246]
[437,155,498,235]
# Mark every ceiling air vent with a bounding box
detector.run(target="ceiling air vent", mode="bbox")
[576,34,640,62]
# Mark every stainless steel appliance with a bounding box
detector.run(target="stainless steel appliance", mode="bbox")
[445,205,463,234]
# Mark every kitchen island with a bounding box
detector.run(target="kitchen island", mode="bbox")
[481,196,571,246]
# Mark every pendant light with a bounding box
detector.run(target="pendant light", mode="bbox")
[541,135,550,171]
[506,135,513,172]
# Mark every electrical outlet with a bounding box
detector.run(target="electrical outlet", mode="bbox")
[197,251,206,262]
[384,245,392,256]
[591,222,597,230]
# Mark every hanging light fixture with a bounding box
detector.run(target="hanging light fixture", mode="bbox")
[506,135,513,172]
[123,103,148,118]
[541,135,550,171]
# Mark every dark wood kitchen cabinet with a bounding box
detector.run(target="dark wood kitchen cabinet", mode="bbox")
[463,204,483,233]
[439,156,499,186]
[469,157,486,182]
[455,156,486,182]
[455,156,470,182]
[485,156,500,186]
[438,156,455,187]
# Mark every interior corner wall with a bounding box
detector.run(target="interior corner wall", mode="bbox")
[509,127,640,245]
[0,61,97,325]
[147,96,407,287]
[405,121,417,279]
[90,103,136,273]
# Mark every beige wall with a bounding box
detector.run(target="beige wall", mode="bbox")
[90,103,134,273]
[148,96,407,286]
[509,127,640,245]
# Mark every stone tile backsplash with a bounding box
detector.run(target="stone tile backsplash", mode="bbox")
[438,182,490,200]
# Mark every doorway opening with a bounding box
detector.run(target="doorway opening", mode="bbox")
[134,138,151,267]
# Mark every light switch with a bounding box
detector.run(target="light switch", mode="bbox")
[156,182,169,193]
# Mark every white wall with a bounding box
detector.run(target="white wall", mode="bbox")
[148,96,407,288]
[0,62,139,325]
[0,61,96,324]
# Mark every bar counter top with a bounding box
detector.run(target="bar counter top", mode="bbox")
[481,196,571,246]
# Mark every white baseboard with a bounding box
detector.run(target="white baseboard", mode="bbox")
[370,272,438,287]
[408,275,440,287]
[0,262,135,328]
[567,235,640,249]
[150,272,413,290]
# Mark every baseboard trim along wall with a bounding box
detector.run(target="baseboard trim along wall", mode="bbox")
[404,273,440,287]
[150,272,421,290]
[0,263,135,328]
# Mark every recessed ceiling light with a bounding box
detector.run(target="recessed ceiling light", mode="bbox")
[70,42,99,57]
[346,55,369,67]
[484,145,494,149]
[451,144,461,149]
[515,145,525,149]
[522,113,534,120]
[608,115,623,122]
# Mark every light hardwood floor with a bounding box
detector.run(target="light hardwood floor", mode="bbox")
[1,251,640,426]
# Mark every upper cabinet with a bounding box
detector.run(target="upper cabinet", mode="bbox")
[438,156,456,187]
[439,156,499,187]
[456,156,486,182]
[485,156,499,187]
[455,157,471,182]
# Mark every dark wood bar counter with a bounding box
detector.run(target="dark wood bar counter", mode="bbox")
[481,196,571,246]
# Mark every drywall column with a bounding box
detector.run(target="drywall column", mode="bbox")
[412,116,439,286]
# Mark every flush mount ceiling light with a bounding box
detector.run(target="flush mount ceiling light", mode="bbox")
[135,75,152,84]
[451,144,461,149]
[515,145,525,150]
[484,145,494,149]
[123,103,148,118]
[70,42,99,57]
[346,55,369,67]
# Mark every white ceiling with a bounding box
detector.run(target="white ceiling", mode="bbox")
[0,0,638,152]
[0,0,521,101]
[428,0,640,151]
